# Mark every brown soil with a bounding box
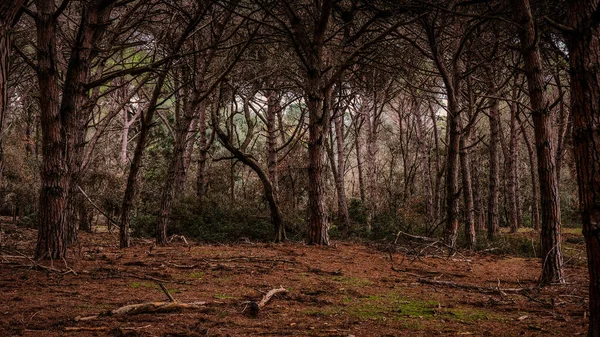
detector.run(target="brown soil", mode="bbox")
[0,223,589,337]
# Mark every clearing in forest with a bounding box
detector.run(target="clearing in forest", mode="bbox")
[0,224,589,336]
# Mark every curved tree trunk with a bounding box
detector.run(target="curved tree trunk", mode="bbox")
[211,95,286,242]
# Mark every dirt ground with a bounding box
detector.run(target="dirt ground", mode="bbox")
[0,222,590,337]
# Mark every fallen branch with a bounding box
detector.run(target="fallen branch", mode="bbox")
[247,286,287,317]
[395,231,438,243]
[75,301,206,321]
[168,234,189,245]
[159,282,175,302]
[418,278,537,295]
[64,325,152,332]
[64,327,109,332]
[76,185,120,228]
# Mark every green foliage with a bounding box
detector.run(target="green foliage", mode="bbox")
[476,232,539,258]
[131,195,279,242]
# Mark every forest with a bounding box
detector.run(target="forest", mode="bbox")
[0,0,599,336]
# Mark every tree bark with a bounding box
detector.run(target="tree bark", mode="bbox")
[511,0,564,284]
[34,0,68,259]
[566,1,600,334]
[306,86,331,245]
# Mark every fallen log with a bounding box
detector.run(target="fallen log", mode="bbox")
[75,301,206,321]
[248,286,287,317]
[75,281,205,321]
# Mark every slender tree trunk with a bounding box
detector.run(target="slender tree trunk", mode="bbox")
[507,97,520,233]
[416,108,434,221]
[156,105,189,245]
[365,98,377,232]
[334,109,350,235]
[196,100,208,200]
[511,0,564,284]
[266,89,286,242]
[121,109,130,166]
[487,95,500,239]
[459,122,476,250]
[470,131,484,231]
[566,1,600,334]
[120,76,167,248]
[354,119,366,204]
[430,105,443,220]
[517,112,541,230]
[444,90,460,249]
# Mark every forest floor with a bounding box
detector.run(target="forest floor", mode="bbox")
[0,221,590,337]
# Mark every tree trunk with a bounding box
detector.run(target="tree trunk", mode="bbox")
[507,96,520,233]
[487,95,500,239]
[0,1,26,191]
[517,112,541,231]
[354,119,366,203]
[470,131,484,231]
[211,94,286,242]
[196,100,208,201]
[365,97,377,232]
[444,92,460,249]
[156,99,189,245]
[119,12,200,248]
[511,0,564,284]
[306,87,330,245]
[566,1,600,334]
[0,30,7,191]
[459,122,476,250]
[78,198,92,232]
[34,0,68,259]
[334,108,350,235]
[121,76,166,247]
[266,89,286,242]
[415,106,434,222]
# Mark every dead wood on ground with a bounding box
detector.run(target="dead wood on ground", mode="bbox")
[247,286,287,317]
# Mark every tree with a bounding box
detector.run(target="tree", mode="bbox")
[565,0,600,334]
[511,0,565,284]
[0,0,26,191]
